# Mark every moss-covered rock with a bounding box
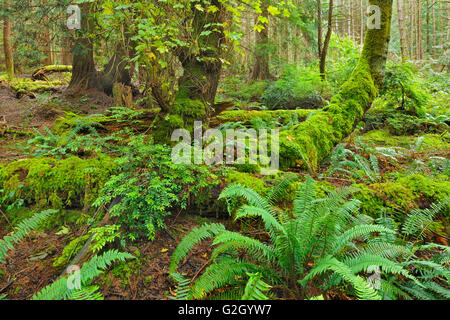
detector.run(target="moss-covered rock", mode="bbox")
[353,173,449,218]
[225,171,268,196]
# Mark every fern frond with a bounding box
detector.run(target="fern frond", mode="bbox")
[402,199,449,238]
[219,184,272,212]
[211,231,276,264]
[70,286,104,300]
[241,272,271,300]
[32,250,133,300]
[169,223,226,275]
[190,257,259,299]
[300,256,381,300]
[331,225,395,255]
[266,174,298,205]
[293,175,316,216]
[169,273,191,300]
[0,209,57,263]
[234,205,285,240]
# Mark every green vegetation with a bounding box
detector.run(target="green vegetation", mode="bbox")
[0,0,448,303]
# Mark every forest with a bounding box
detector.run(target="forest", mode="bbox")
[0,0,448,302]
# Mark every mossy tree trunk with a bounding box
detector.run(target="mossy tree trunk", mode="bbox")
[175,1,225,117]
[280,0,394,170]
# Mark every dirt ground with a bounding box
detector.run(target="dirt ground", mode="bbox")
[0,213,221,300]
[0,83,114,163]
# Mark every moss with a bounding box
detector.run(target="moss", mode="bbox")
[41,65,72,72]
[152,88,207,144]
[353,173,449,218]
[8,78,67,94]
[111,249,143,288]
[278,0,393,170]
[225,171,268,196]
[353,183,409,218]
[53,235,90,269]
[234,163,261,174]
[279,57,378,170]
[152,114,185,144]
[421,134,450,151]
[0,155,117,210]
[361,129,413,148]
[361,130,450,152]
[398,174,450,204]
[212,109,314,127]
[53,112,114,135]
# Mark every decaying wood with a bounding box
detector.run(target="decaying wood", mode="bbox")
[31,65,72,81]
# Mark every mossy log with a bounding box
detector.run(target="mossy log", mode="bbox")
[280,0,394,170]
[32,65,72,81]
[210,109,316,127]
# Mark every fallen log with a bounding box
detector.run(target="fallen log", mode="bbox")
[209,109,315,127]
[32,65,72,81]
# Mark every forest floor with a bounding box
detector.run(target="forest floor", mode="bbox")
[0,71,448,300]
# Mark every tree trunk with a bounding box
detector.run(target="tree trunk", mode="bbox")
[319,0,334,80]
[397,0,408,60]
[3,13,14,79]
[176,0,225,116]
[250,0,272,80]
[67,3,132,95]
[280,0,394,170]
[416,0,423,60]
[317,0,323,59]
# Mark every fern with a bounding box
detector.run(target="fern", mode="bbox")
[32,249,134,300]
[300,256,381,300]
[402,198,449,238]
[169,223,226,276]
[70,286,104,300]
[241,272,271,300]
[0,209,57,263]
[169,273,191,300]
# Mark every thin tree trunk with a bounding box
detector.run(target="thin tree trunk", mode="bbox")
[432,2,436,58]
[176,0,225,115]
[397,0,408,60]
[3,15,14,79]
[416,0,423,59]
[319,0,334,79]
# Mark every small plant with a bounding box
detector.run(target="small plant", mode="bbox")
[0,209,57,263]
[170,176,408,299]
[32,249,134,300]
[94,137,219,241]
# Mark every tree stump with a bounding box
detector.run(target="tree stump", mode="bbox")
[113,82,133,108]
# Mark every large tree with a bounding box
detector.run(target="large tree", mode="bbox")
[67,2,132,95]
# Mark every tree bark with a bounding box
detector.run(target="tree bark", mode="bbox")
[3,12,14,79]
[250,0,272,80]
[67,3,132,95]
[397,0,408,60]
[319,0,334,80]
[280,0,394,170]
[176,0,225,116]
